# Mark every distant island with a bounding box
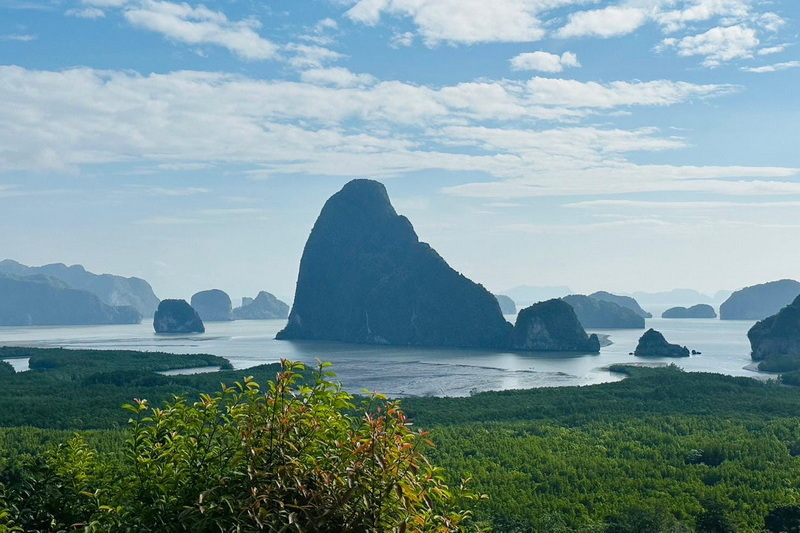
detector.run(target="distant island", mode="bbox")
[562,294,645,329]
[720,280,800,320]
[191,289,233,322]
[153,299,205,333]
[0,259,159,317]
[493,294,517,315]
[277,179,597,352]
[634,329,690,357]
[0,273,141,326]
[589,291,652,318]
[662,304,717,319]
[233,291,290,320]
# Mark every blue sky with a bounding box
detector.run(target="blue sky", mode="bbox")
[1,0,799,304]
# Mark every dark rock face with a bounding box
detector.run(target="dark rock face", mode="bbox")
[0,260,160,317]
[233,291,289,320]
[561,295,645,329]
[589,291,652,318]
[511,299,600,352]
[748,295,800,360]
[0,273,142,326]
[494,294,517,315]
[634,328,689,357]
[662,304,717,319]
[190,289,233,322]
[277,179,512,348]
[153,299,205,333]
[720,280,800,320]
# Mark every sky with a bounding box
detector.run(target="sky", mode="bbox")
[1,0,799,304]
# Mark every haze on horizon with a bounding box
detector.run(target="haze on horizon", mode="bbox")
[2,0,799,303]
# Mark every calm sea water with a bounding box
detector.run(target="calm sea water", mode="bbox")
[0,315,764,397]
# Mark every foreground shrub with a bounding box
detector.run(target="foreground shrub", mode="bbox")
[10,361,478,532]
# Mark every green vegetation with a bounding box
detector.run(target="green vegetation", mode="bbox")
[0,361,477,532]
[2,349,800,531]
[401,366,800,532]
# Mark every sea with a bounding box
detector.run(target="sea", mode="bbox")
[0,311,766,397]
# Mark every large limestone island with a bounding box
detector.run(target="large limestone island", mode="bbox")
[233,291,290,319]
[153,299,205,333]
[0,273,141,326]
[561,294,644,329]
[662,304,717,319]
[191,289,233,322]
[748,294,800,361]
[277,179,597,352]
[0,259,159,317]
[277,179,512,348]
[720,279,800,320]
[590,291,652,318]
[634,329,690,357]
[512,299,600,352]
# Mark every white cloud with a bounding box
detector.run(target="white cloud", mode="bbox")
[283,43,345,68]
[66,7,106,18]
[758,45,787,55]
[510,51,580,72]
[346,0,580,45]
[83,0,128,6]
[300,67,376,87]
[0,66,767,200]
[523,77,734,108]
[659,25,759,66]
[1,34,37,41]
[742,61,800,73]
[556,7,648,39]
[565,199,800,210]
[299,18,339,45]
[390,31,415,48]
[654,0,751,33]
[123,0,278,61]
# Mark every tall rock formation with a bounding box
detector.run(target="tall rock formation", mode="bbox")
[511,299,600,352]
[589,291,652,318]
[0,260,159,317]
[232,291,289,320]
[0,273,141,325]
[277,179,512,348]
[191,289,233,322]
[153,299,205,333]
[662,304,717,319]
[748,295,800,360]
[561,295,645,329]
[720,280,800,321]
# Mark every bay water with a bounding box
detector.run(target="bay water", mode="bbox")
[0,315,764,397]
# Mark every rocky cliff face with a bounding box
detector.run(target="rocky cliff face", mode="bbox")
[748,295,800,360]
[153,299,205,333]
[589,291,652,318]
[0,260,160,317]
[191,289,233,322]
[561,295,645,329]
[634,329,689,357]
[233,291,289,320]
[0,273,142,326]
[720,280,800,321]
[511,299,600,352]
[662,304,717,319]
[277,179,512,348]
